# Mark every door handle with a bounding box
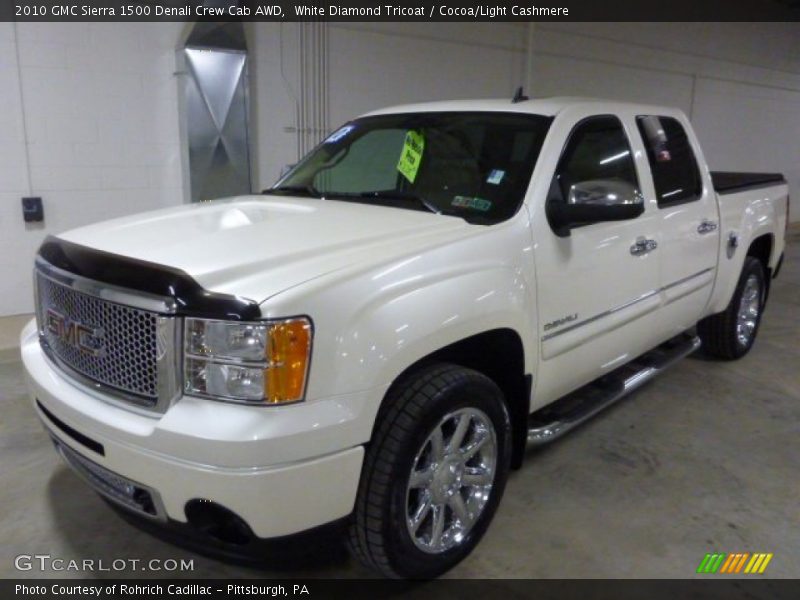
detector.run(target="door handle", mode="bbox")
[630,237,658,256]
[697,219,718,235]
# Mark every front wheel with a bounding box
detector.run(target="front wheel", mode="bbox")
[698,256,766,360]
[347,364,511,578]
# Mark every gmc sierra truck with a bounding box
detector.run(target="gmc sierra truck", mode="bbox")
[22,98,789,578]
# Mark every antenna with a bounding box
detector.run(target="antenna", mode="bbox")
[512,86,529,104]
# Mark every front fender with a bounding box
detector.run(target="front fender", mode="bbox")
[259,218,538,403]
[329,266,535,395]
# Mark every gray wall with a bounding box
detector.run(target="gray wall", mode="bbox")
[252,22,800,217]
[1,22,185,316]
[1,22,798,316]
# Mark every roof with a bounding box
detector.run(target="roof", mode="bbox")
[362,97,683,119]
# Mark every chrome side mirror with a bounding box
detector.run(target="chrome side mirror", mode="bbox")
[547,178,644,238]
[567,179,643,207]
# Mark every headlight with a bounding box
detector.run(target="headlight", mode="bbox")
[184,317,312,405]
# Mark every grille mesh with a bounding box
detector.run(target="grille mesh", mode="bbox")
[37,272,160,401]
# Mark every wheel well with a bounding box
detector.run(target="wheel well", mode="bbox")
[747,234,774,300]
[747,234,773,271]
[381,329,530,470]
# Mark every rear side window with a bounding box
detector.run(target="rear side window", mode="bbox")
[637,116,702,206]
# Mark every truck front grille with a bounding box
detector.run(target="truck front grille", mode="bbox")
[35,260,180,411]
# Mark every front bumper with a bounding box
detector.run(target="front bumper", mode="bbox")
[21,320,372,539]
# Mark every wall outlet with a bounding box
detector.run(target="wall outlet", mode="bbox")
[22,197,44,223]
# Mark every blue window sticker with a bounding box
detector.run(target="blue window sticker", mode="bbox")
[325,125,354,144]
[486,169,505,185]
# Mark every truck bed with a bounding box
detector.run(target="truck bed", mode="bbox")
[711,171,786,194]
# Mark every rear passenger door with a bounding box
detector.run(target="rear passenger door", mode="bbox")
[636,115,719,334]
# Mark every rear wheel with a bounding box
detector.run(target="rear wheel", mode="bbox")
[347,364,511,578]
[698,256,766,360]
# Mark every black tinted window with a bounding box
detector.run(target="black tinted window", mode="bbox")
[555,116,640,200]
[637,116,702,206]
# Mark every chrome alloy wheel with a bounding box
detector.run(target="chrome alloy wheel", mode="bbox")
[405,407,498,554]
[736,274,761,347]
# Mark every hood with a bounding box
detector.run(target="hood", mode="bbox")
[57,196,471,303]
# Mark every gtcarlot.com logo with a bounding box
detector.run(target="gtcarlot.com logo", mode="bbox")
[14,554,194,572]
[697,552,773,574]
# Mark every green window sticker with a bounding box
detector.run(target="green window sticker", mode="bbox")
[397,130,425,183]
[452,196,492,212]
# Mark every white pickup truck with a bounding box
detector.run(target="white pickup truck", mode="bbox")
[22,98,789,578]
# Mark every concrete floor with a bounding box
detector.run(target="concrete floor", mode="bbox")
[1,232,798,580]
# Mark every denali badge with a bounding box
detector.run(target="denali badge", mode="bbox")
[543,313,578,331]
[46,309,105,357]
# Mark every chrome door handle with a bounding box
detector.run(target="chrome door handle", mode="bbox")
[697,219,718,235]
[630,237,658,256]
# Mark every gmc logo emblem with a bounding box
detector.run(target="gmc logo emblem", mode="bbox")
[46,309,105,357]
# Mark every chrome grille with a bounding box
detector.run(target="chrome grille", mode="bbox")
[35,260,180,411]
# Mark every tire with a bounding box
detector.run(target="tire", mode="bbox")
[347,363,512,579]
[698,256,766,360]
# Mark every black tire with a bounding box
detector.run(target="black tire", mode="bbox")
[347,363,512,579]
[698,256,766,360]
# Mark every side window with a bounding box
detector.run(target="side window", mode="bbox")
[554,116,642,207]
[637,116,702,206]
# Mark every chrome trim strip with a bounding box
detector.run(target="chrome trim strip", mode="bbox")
[542,290,658,341]
[156,316,183,410]
[661,267,714,292]
[33,270,43,334]
[541,268,714,341]
[35,256,178,314]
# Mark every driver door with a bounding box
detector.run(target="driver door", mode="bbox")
[532,114,662,406]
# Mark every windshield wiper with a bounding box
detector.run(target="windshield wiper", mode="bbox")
[356,190,444,216]
[263,184,321,198]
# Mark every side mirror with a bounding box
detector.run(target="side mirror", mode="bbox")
[567,179,642,206]
[546,179,644,237]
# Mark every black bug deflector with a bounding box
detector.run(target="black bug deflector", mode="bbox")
[38,236,261,321]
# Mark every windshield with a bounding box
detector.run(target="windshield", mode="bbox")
[266,112,552,225]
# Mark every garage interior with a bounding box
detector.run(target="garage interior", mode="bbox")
[1,19,798,578]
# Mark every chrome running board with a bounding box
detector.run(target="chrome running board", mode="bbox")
[527,334,701,446]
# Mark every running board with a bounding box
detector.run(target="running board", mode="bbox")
[527,334,701,446]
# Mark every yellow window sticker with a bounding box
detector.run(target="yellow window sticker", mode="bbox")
[397,130,425,183]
